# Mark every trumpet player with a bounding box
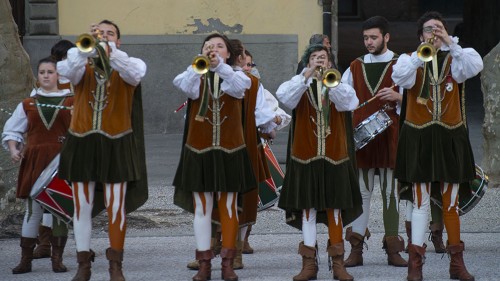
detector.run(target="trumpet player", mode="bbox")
[340,16,407,268]
[276,44,361,281]
[173,33,256,281]
[392,11,483,281]
[57,19,148,281]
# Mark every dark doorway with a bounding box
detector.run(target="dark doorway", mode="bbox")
[9,0,25,42]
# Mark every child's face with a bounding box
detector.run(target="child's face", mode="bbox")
[37,62,58,91]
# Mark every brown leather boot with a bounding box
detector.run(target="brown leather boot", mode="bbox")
[429,222,446,253]
[292,242,318,281]
[233,240,244,270]
[12,237,37,274]
[71,250,95,281]
[327,240,354,281]
[447,241,475,281]
[106,248,125,281]
[192,249,214,281]
[187,230,224,270]
[405,221,412,253]
[242,226,254,254]
[33,225,52,259]
[344,226,368,267]
[407,244,426,281]
[383,235,408,267]
[50,236,68,272]
[220,248,238,281]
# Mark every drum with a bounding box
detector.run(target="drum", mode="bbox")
[29,154,74,224]
[430,164,488,216]
[458,164,488,215]
[354,109,393,151]
[257,143,284,211]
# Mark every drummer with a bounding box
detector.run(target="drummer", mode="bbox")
[2,56,73,274]
[340,16,407,267]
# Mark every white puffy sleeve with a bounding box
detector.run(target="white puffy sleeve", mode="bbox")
[2,103,27,150]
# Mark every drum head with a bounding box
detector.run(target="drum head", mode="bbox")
[29,154,61,198]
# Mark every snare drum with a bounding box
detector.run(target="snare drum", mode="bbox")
[459,164,488,215]
[354,109,393,151]
[430,164,488,216]
[257,143,284,211]
[30,154,73,224]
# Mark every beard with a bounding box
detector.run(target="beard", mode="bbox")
[370,43,386,55]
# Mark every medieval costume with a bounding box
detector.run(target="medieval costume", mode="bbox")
[392,35,483,281]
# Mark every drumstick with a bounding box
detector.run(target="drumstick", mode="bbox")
[354,84,397,111]
[1,107,12,115]
[30,102,73,110]
[174,100,188,113]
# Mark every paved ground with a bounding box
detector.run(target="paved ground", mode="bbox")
[1,76,499,280]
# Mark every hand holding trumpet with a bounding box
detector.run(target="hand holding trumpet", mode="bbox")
[202,42,219,68]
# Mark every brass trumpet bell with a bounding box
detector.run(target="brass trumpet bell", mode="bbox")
[76,33,96,53]
[417,42,436,62]
[192,55,210,74]
[322,68,341,88]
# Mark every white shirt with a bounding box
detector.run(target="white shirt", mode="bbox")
[276,68,359,112]
[57,42,147,87]
[173,54,251,100]
[2,89,71,150]
[392,36,483,89]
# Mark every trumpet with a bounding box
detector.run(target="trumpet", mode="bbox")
[417,33,437,62]
[322,68,341,88]
[192,45,214,74]
[317,67,341,88]
[192,55,210,74]
[76,33,96,53]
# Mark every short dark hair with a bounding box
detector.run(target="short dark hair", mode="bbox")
[50,40,75,61]
[301,44,330,66]
[362,16,389,35]
[416,11,448,39]
[201,33,235,66]
[99,19,121,39]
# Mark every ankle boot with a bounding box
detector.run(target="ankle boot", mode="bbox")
[106,248,125,281]
[327,240,353,281]
[71,250,95,281]
[192,249,214,281]
[407,244,426,281]
[220,247,238,281]
[447,241,474,281]
[292,242,318,281]
[233,240,244,270]
[242,226,254,254]
[33,225,52,259]
[344,226,368,267]
[429,222,446,253]
[50,236,68,272]
[405,221,412,253]
[383,235,408,267]
[188,230,222,270]
[12,237,37,274]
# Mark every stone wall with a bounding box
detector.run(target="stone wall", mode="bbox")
[481,42,500,187]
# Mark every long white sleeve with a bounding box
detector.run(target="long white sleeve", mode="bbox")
[57,47,89,85]
[448,42,483,83]
[262,88,291,131]
[328,82,359,112]
[391,52,423,89]
[108,42,147,86]
[276,74,309,110]
[2,103,27,150]
[212,58,251,98]
[173,66,203,100]
[255,84,278,133]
